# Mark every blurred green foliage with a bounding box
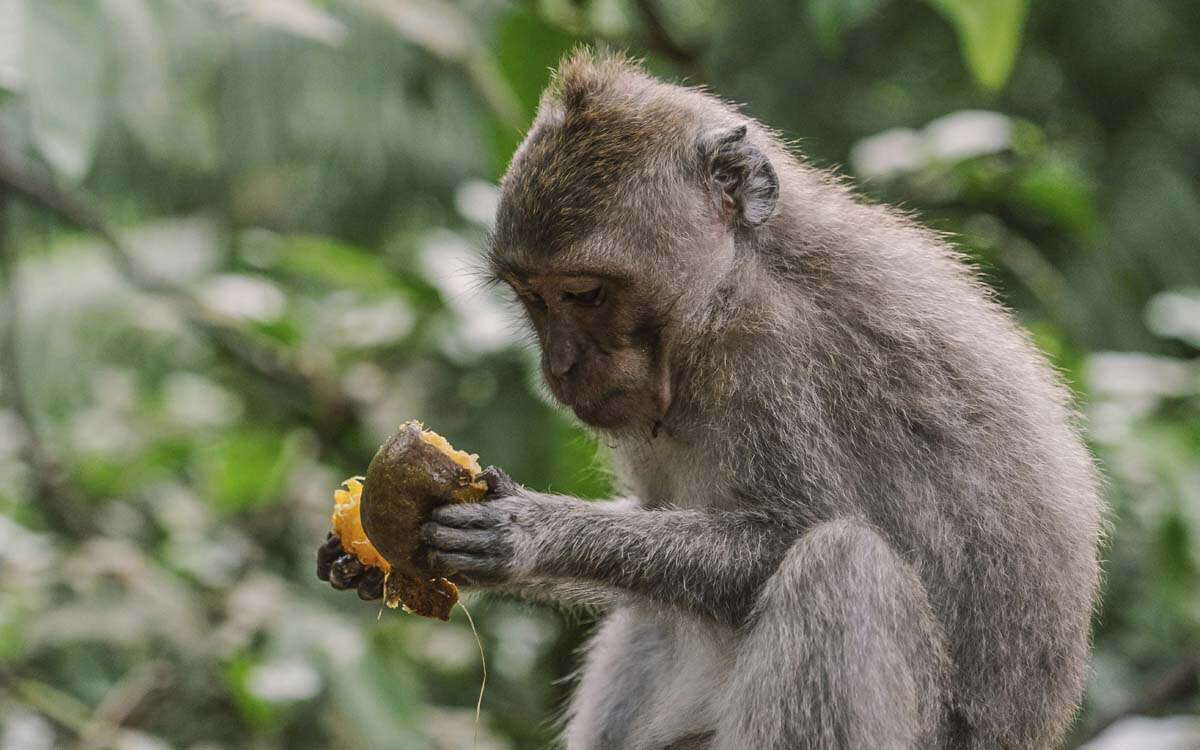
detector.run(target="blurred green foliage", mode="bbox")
[0,1,1197,748]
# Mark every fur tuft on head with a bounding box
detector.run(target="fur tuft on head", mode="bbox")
[494,48,700,262]
[544,47,649,115]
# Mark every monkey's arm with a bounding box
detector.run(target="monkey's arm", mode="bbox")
[421,476,792,625]
[475,496,642,610]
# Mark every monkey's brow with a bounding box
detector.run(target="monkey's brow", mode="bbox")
[484,252,533,284]
[486,246,629,285]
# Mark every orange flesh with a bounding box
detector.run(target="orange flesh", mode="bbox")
[331,477,391,572]
[417,429,486,495]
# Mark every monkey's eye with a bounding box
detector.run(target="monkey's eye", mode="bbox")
[563,285,605,307]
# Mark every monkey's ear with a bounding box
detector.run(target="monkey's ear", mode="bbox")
[697,125,779,228]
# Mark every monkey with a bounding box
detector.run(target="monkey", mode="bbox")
[320,50,1104,750]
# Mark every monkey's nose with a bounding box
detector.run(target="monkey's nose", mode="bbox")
[545,328,580,377]
[549,350,577,377]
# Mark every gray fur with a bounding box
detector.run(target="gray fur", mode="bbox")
[424,50,1105,750]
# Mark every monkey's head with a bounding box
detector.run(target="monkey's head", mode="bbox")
[487,51,779,432]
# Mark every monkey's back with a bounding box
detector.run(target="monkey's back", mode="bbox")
[719,182,1105,747]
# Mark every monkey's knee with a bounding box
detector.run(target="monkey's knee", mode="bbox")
[765,518,949,685]
[720,520,949,749]
[754,518,901,611]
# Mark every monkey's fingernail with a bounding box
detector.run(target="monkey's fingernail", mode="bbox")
[357,568,384,600]
[329,555,364,589]
[416,545,441,572]
[317,536,345,581]
[481,466,512,496]
[318,537,343,564]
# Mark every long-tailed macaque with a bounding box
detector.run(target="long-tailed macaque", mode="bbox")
[322,51,1104,750]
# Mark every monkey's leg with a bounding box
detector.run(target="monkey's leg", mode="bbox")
[564,608,665,750]
[714,519,949,750]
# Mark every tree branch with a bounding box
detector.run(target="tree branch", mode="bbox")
[522,0,705,81]
[77,660,169,750]
[0,152,358,453]
[630,0,704,77]
[0,182,93,538]
[0,669,94,737]
[1077,652,1200,743]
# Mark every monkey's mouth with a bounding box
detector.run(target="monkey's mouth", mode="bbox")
[567,387,634,429]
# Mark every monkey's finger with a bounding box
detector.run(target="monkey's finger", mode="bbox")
[446,572,476,587]
[420,522,500,553]
[414,545,476,587]
[424,549,506,582]
[479,465,521,499]
[329,554,365,590]
[316,534,344,582]
[431,502,505,529]
[357,567,384,601]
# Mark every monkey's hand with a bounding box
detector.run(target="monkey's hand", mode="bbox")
[419,466,548,587]
[316,532,386,600]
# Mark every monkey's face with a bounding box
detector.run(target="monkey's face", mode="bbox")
[503,272,670,431]
[487,66,782,432]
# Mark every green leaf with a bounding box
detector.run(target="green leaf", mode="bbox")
[925,0,1029,91]
[23,0,109,181]
[0,602,27,662]
[0,0,22,95]
[1156,513,1196,595]
[487,6,581,178]
[1013,157,1098,237]
[101,0,174,161]
[201,428,301,515]
[325,650,426,747]
[808,0,885,51]
[224,655,279,730]
[271,235,401,294]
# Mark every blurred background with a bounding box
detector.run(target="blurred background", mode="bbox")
[0,1,1198,748]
